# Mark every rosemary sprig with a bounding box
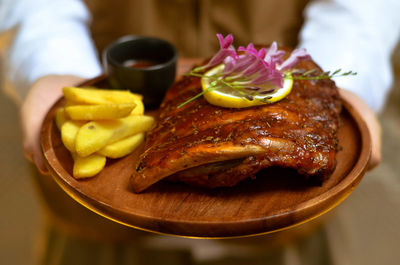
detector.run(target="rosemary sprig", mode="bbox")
[285,68,357,80]
[177,85,217,108]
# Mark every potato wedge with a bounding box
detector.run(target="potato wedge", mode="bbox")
[65,103,136,120]
[63,86,142,105]
[130,99,144,116]
[61,120,86,152]
[64,99,80,107]
[55,107,68,130]
[75,115,154,157]
[72,153,106,179]
[98,133,145,158]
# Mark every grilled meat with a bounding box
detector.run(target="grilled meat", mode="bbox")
[131,58,341,192]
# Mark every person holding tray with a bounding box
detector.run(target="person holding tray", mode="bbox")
[1,0,399,264]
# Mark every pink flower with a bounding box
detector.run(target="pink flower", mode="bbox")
[222,56,236,73]
[242,59,266,77]
[279,48,311,71]
[224,53,256,75]
[238,44,267,65]
[250,66,283,86]
[228,44,267,76]
[264,42,285,68]
[195,34,238,71]
[238,43,257,55]
[230,43,283,87]
[217,33,234,49]
[198,35,310,89]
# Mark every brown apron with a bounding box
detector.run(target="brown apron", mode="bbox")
[85,0,308,57]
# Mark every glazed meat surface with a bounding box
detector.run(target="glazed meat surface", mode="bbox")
[131,59,342,192]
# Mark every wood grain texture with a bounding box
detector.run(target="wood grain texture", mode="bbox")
[40,69,371,238]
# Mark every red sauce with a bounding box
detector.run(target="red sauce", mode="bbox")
[123,59,159,68]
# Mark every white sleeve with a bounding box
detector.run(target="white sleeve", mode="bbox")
[299,0,400,112]
[0,0,102,99]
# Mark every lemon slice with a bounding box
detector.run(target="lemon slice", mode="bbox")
[201,65,293,108]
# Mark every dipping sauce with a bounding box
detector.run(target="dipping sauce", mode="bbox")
[123,59,159,69]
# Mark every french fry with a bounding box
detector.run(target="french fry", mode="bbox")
[98,133,145,158]
[75,115,154,157]
[61,120,86,152]
[57,86,150,179]
[64,99,80,107]
[63,86,142,105]
[130,99,144,116]
[65,103,136,120]
[72,153,106,179]
[55,107,68,130]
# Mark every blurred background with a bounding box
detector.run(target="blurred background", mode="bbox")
[0,33,400,265]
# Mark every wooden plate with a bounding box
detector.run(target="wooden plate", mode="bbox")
[41,75,371,238]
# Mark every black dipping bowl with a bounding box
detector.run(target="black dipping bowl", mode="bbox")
[104,36,178,108]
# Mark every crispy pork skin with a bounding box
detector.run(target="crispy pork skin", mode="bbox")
[131,58,341,192]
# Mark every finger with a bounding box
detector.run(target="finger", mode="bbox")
[32,142,49,175]
[366,115,382,170]
[23,144,34,162]
[21,125,40,164]
[339,89,382,170]
[34,154,49,175]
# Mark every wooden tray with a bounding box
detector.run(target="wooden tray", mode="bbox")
[41,75,371,238]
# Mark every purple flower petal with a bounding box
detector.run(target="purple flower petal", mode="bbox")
[238,43,258,55]
[250,67,283,87]
[223,56,236,72]
[264,42,285,67]
[266,69,284,87]
[226,54,257,74]
[279,48,311,71]
[242,59,265,77]
[217,33,234,49]
[195,34,238,71]
[257,48,267,59]
[250,71,270,85]
[208,49,237,66]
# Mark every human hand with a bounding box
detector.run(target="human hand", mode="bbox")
[339,89,382,170]
[20,75,87,174]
